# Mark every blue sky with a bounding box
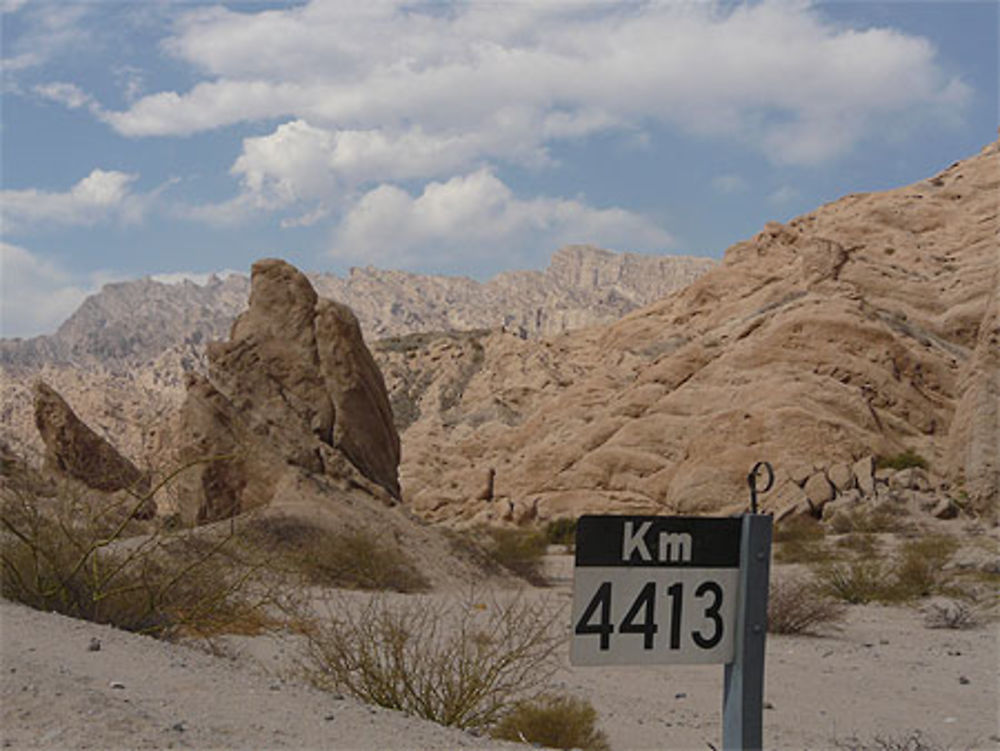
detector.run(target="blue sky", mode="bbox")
[1,0,996,338]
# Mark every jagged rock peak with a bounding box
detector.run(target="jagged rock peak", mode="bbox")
[32,381,151,504]
[176,259,401,524]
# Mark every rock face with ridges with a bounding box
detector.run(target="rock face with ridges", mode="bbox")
[395,138,999,521]
[32,382,153,517]
[176,259,401,524]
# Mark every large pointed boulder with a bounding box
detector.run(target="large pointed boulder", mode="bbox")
[33,381,154,517]
[176,259,401,524]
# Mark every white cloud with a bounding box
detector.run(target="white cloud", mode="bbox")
[329,169,673,269]
[1,169,147,230]
[98,0,967,169]
[34,81,97,110]
[712,174,750,194]
[0,243,105,338]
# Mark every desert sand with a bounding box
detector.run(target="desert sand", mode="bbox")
[3,547,997,751]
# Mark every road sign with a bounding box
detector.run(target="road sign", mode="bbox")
[571,515,743,666]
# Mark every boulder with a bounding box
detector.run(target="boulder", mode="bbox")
[176,259,402,524]
[931,497,959,520]
[828,462,855,492]
[33,382,152,516]
[853,455,876,496]
[890,467,932,492]
[804,472,835,514]
[786,464,813,487]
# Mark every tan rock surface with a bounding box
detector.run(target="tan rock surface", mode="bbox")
[176,259,402,523]
[33,381,147,495]
[394,138,999,520]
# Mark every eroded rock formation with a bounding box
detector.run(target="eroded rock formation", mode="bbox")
[176,259,401,524]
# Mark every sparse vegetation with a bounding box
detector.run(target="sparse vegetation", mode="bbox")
[827,505,908,535]
[812,534,959,604]
[923,599,980,630]
[876,449,929,472]
[767,575,846,634]
[812,558,893,604]
[544,517,577,550]
[484,526,549,585]
[491,693,610,751]
[835,533,882,556]
[834,730,943,751]
[296,591,565,730]
[773,517,832,564]
[242,517,429,593]
[1,462,273,640]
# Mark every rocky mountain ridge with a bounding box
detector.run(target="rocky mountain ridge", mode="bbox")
[0,245,714,370]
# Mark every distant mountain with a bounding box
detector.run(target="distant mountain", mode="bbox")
[0,245,715,370]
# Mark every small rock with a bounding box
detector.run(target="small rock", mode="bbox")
[87,638,101,652]
[853,456,875,496]
[171,722,186,732]
[324,715,335,722]
[674,692,687,699]
[931,498,959,520]
[764,701,775,710]
[959,676,970,685]
[804,472,835,514]
[828,463,855,492]
[890,467,931,492]
[109,681,125,690]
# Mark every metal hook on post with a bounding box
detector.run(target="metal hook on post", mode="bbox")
[747,461,774,515]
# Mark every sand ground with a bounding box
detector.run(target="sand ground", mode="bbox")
[2,551,998,751]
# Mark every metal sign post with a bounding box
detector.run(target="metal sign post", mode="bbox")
[722,512,772,751]
[570,462,774,751]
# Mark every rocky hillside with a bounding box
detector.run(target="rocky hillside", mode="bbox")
[393,138,998,522]
[0,245,713,369]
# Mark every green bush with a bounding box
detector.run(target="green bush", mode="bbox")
[773,516,825,544]
[297,592,564,730]
[876,450,929,471]
[492,693,610,751]
[827,506,907,535]
[890,535,958,600]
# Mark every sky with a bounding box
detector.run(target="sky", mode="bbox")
[1,0,997,338]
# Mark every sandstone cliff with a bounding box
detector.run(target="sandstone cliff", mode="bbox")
[395,139,999,521]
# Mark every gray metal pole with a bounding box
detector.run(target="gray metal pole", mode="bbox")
[722,513,773,750]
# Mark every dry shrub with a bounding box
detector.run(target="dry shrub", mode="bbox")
[891,535,958,599]
[241,517,429,593]
[876,450,929,472]
[923,599,980,630]
[484,527,549,585]
[773,517,833,564]
[813,534,959,604]
[767,575,846,634]
[1,462,273,640]
[812,558,892,604]
[544,517,577,550]
[491,693,610,751]
[834,730,942,751]
[774,516,825,544]
[828,506,907,535]
[835,533,882,556]
[296,591,564,730]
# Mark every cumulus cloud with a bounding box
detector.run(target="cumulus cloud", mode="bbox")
[1,169,147,231]
[99,0,967,169]
[0,243,104,338]
[34,81,99,110]
[329,169,673,269]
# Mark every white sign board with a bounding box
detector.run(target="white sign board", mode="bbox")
[571,515,742,666]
